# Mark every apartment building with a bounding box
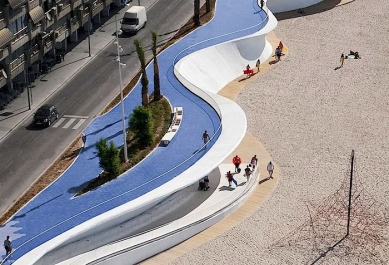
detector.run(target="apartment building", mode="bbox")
[0,0,114,109]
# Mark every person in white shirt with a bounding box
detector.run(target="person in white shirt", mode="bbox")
[267,161,274,179]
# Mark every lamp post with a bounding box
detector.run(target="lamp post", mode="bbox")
[138,0,140,5]
[115,15,128,162]
[87,6,92,57]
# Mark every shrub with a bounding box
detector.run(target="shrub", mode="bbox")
[95,138,122,177]
[129,106,154,147]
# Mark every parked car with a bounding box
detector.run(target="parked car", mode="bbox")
[33,104,59,127]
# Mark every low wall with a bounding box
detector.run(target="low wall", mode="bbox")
[175,10,277,94]
[267,0,323,13]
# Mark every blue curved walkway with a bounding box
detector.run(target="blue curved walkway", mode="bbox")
[0,0,267,261]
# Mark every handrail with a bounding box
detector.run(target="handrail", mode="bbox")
[85,167,259,264]
[1,1,268,264]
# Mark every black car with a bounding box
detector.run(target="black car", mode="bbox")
[33,104,59,127]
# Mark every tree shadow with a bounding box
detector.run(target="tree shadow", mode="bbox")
[85,119,122,136]
[67,180,92,194]
[11,194,63,220]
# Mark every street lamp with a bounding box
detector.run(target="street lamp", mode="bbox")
[114,14,128,162]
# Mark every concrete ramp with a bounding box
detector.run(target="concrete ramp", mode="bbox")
[175,12,277,94]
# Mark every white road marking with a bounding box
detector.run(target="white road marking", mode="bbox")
[53,118,66,128]
[5,161,13,169]
[72,119,86,130]
[63,118,76,129]
[63,115,89,119]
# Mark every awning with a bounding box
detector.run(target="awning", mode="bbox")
[0,28,15,49]
[7,0,25,9]
[29,6,45,25]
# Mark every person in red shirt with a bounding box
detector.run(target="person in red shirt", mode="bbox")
[232,155,242,173]
[226,171,238,187]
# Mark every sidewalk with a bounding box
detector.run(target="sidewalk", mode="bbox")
[0,0,159,142]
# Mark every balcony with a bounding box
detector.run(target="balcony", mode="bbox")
[57,1,71,20]
[4,5,27,24]
[0,12,5,30]
[0,69,7,88]
[103,0,113,6]
[91,0,103,17]
[27,44,40,64]
[55,23,68,42]
[71,0,82,9]
[27,0,39,12]
[0,48,9,62]
[28,23,41,39]
[7,0,27,10]
[80,7,90,25]
[10,27,29,53]
[43,37,53,54]
[10,54,25,79]
[69,16,80,33]
[45,11,55,28]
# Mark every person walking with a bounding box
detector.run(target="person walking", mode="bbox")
[267,161,274,179]
[226,171,238,187]
[232,155,242,173]
[4,236,12,256]
[246,64,251,77]
[244,165,252,181]
[260,0,264,9]
[250,155,258,169]
[202,130,210,148]
[340,53,345,67]
[275,46,282,62]
[256,59,260,72]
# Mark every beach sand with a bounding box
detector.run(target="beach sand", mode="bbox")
[170,0,389,264]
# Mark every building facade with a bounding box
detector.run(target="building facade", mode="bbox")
[0,0,114,109]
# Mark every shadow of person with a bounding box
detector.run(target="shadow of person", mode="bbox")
[269,60,278,65]
[334,66,342,70]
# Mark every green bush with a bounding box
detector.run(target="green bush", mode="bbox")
[129,106,154,146]
[95,138,122,177]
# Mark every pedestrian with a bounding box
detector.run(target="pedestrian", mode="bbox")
[267,161,274,179]
[4,236,12,256]
[244,165,252,180]
[226,171,238,187]
[204,175,210,190]
[340,53,345,67]
[275,46,282,62]
[246,64,251,77]
[232,155,242,173]
[250,155,258,169]
[256,59,260,72]
[202,130,210,147]
[279,41,284,52]
[260,0,264,9]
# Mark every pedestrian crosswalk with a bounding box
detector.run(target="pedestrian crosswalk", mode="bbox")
[53,115,88,130]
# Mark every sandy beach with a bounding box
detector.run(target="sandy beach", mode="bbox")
[169,0,389,264]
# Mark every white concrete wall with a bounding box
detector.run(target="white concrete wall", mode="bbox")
[267,0,323,13]
[175,10,278,94]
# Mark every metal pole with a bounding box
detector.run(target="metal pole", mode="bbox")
[138,0,140,6]
[115,15,128,162]
[24,67,31,110]
[88,9,91,57]
[346,149,355,236]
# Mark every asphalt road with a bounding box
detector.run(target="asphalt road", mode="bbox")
[0,0,196,214]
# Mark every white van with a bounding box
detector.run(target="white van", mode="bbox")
[121,6,147,34]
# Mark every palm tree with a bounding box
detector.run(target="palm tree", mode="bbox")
[206,0,210,13]
[134,39,149,106]
[151,31,161,100]
[194,0,200,26]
